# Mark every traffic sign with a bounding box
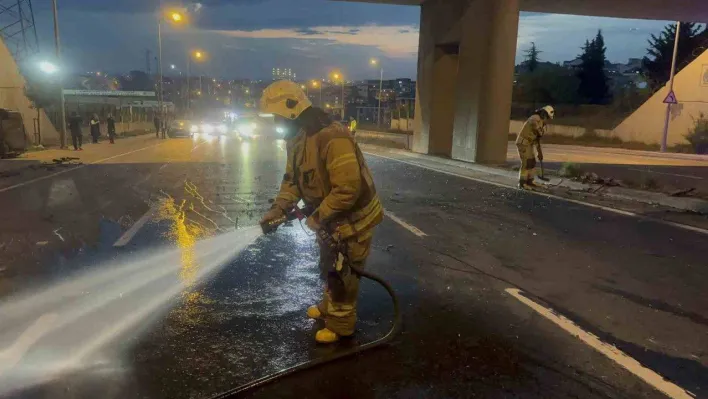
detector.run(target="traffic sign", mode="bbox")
[663,90,678,104]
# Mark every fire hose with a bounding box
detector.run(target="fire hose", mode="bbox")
[209,207,402,398]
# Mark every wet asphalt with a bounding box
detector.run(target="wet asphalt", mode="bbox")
[0,134,706,399]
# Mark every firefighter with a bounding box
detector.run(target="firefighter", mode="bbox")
[259,80,384,344]
[349,116,357,138]
[516,105,554,189]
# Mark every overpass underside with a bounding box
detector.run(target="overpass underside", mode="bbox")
[336,0,708,163]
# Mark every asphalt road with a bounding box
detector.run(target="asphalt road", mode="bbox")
[0,133,706,399]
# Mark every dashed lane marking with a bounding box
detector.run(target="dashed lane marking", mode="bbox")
[505,288,695,399]
[366,152,708,236]
[386,211,427,238]
[0,313,58,377]
[113,204,159,247]
[0,141,168,194]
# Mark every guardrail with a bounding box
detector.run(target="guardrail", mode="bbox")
[356,130,412,150]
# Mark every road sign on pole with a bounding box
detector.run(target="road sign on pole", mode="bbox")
[661,21,681,152]
[663,90,678,104]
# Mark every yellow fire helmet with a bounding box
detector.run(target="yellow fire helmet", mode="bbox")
[260,80,313,120]
[540,105,555,119]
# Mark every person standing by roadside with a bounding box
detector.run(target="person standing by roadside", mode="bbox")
[516,105,554,189]
[349,116,357,139]
[90,114,101,144]
[107,114,117,144]
[68,112,83,151]
[154,113,162,138]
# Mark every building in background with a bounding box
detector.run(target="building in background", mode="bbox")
[272,68,297,81]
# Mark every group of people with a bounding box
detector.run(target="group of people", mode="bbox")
[67,112,117,151]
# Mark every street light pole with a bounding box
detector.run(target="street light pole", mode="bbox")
[341,79,345,120]
[187,55,191,113]
[661,21,681,153]
[377,67,383,128]
[51,0,66,148]
[157,17,164,132]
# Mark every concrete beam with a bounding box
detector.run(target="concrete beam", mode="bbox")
[333,0,708,21]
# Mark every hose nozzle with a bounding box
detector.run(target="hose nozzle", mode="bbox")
[260,215,288,235]
[260,205,314,235]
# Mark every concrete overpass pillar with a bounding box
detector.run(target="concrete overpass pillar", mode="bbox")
[413,0,519,163]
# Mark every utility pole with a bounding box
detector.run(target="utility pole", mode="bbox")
[157,18,164,131]
[187,55,191,112]
[661,21,681,152]
[377,67,383,127]
[146,49,152,74]
[51,0,66,148]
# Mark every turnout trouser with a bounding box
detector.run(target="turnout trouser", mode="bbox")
[317,235,372,336]
[517,142,536,183]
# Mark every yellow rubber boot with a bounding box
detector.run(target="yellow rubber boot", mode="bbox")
[306,305,322,319]
[315,328,339,344]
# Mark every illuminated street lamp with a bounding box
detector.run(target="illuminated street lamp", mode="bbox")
[330,71,345,119]
[187,49,206,111]
[311,80,322,107]
[38,61,58,74]
[157,9,186,129]
[370,58,384,127]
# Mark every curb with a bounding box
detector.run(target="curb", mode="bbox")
[365,146,708,215]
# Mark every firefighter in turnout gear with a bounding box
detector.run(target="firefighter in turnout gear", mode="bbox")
[516,105,554,189]
[259,80,384,344]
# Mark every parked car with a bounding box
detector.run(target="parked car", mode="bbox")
[167,120,193,138]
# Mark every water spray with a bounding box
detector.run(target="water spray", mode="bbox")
[211,208,402,397]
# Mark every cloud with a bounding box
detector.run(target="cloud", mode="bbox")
[213,25,419,58]
[516,14,670,63]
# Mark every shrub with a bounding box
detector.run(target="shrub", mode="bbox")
[685,113,708,154]
[558,162,583,178]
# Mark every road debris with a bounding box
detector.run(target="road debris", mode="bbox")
[669,188,696,197]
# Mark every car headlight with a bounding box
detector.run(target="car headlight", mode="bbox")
[276,127,285,134]
[190,125,198,133]
[218,124,228,134]
[202,124,214,134]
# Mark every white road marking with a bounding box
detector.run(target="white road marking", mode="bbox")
[0,141,168,194]
[504,288,695,399]
[386,211,427,237]
[0,313,58,377]
[366,152,708,236]
[113,204,159,247]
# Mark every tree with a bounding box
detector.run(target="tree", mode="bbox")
[523,42,541,72]
[642,22,706,92]
[513,64,580,105]
[577,30,610,104]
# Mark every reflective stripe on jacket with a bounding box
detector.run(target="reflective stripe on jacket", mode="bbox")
[275,121,383,240]
[516,114,545,146]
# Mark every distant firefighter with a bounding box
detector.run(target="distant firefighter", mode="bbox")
[516,105,554,189]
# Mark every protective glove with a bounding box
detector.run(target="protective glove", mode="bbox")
[305,215,321,232]
[260,207,284,226]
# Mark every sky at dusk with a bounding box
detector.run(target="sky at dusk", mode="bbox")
[26,0,674,80]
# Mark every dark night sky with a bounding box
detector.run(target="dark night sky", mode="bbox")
[27,0,670,80]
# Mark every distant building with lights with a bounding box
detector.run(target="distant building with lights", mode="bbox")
[272,67,297,81]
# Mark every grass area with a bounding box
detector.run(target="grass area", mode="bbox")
[508,132,696,154]
[558,162,583,178]
[359,124,413,135]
